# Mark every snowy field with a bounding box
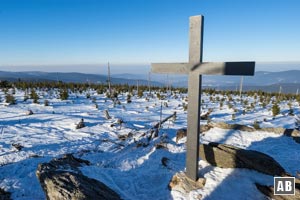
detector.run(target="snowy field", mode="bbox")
[0,89,300,199]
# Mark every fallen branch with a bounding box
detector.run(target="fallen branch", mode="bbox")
[153,112,177,129]
[100,139,125,147]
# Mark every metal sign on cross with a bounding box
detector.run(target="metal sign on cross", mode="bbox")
[151,15,255,181]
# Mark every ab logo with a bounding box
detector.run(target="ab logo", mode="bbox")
[274,177,295,195]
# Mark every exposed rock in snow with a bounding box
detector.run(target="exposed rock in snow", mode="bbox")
[199,142,288,176]
[76,118,85,129]
[176,128,187,143]
[26,109,33,115]
[0,187,11,200]
[11,143,24,151]
[210,122,256,132]
[207,122,300,143]
[175,125,214,143]
[169,172,205,195]
[256,183,300,200]
[36,154,120,200]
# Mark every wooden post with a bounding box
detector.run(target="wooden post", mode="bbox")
[151,15,255,181]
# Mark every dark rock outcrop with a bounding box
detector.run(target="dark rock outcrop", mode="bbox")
[0,188,11,200]
[36,154,120,200]
[256,183,300,200]
[76,119,85,129]
[11,143,24,151]
[199,142,288,176]
[26,110,33,115]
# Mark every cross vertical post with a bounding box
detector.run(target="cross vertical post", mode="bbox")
[186,15,204,180]
[151,15,255,182]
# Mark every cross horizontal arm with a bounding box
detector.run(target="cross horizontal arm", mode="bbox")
[192,61,255,76]
[151,63,192,74]
[151,61,255,76]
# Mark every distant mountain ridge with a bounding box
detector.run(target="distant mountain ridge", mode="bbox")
[0,71,162,86]
[0,70,299,93]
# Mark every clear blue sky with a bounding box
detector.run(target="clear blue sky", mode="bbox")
[0,0,299,73]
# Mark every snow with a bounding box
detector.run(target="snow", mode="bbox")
[0,89,299,199]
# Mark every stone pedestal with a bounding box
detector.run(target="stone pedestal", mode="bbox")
[169,172,206,194]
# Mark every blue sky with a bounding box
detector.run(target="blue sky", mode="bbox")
[0,0,299,73]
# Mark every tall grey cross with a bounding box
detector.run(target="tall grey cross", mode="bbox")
[151,15,255,181]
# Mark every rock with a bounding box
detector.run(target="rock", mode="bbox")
[76,119,85,129]
[161,157,169,167]
[0,188,11,200]
[45,154,90,171]
[293,137,300,143]
[118,134,127,141]
[176,125,213,143]
[208,122,300,143]
[37,171,120,200]
[255,183,300,200]
[116,118,123,124]
[200,124,213,133]
[199,143,287,176]
[12,143,23,151]
[169,172,205,194]
[118,132,133,141]
[36,154,120,200]
[155,142,168,150]
[176,128,187,143]
[283,129,300,144]
[261,127,285,134]
[26,110,33,115]
[254,127,300,143]
[200,109,213,120]
[210,122,255,132]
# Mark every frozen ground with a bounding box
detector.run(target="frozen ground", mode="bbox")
[0,89,299,199]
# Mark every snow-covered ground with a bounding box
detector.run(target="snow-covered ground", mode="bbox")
[0,89,299,199]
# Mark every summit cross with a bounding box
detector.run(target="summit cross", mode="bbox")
[151,15,255,181]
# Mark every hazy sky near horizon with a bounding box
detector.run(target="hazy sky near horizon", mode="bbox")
[0,0,299,73]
